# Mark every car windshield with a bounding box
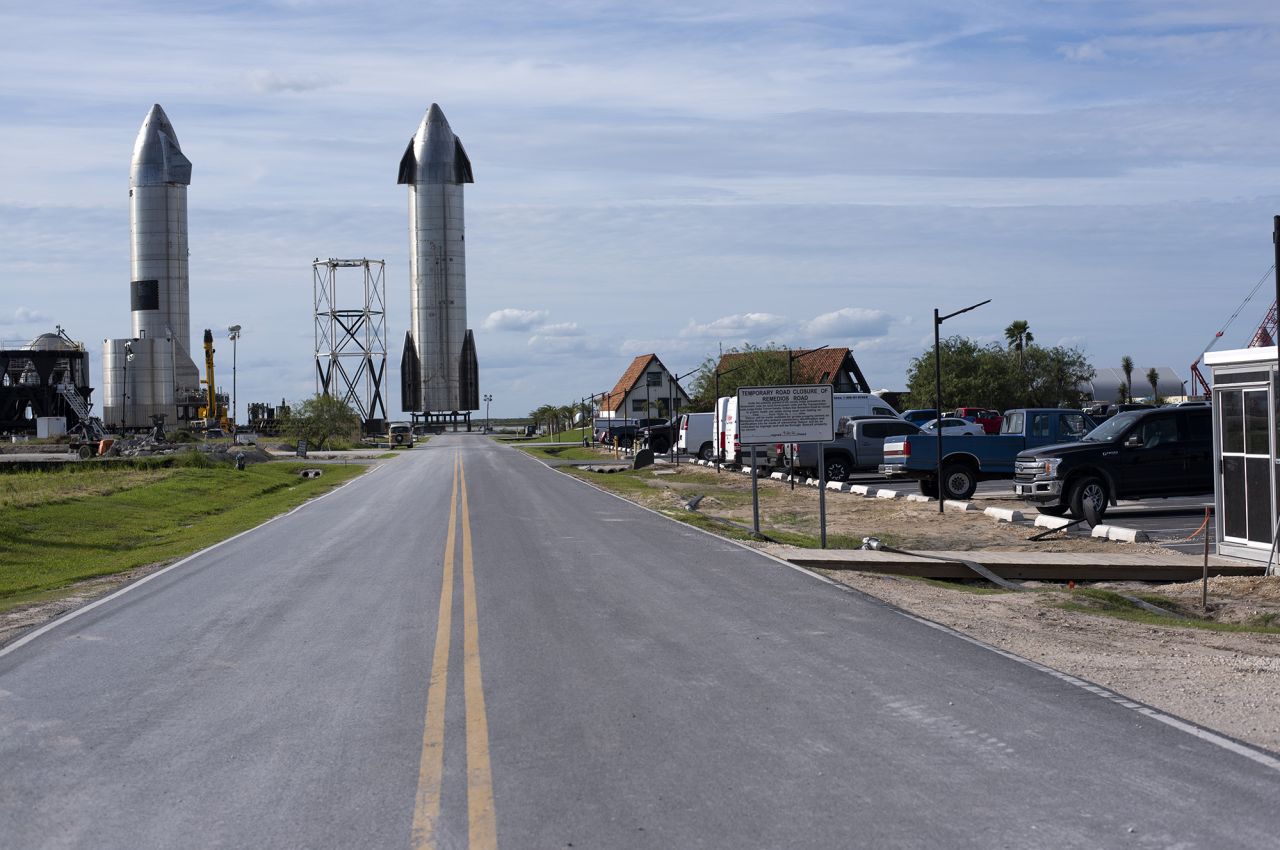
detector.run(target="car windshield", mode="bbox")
[1082,410,1143,442]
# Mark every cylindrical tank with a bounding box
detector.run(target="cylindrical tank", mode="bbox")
[102,336,176,429]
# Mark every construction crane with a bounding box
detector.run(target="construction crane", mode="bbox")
[197,328,229,432]
[1190,264,1276,398]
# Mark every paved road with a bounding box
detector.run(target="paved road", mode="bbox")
[2,434,1277,848]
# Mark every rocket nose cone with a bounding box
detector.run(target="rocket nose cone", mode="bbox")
[426,103,448,126]
[131,103,191,187]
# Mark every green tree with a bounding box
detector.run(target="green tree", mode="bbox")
[685,344,791,411]
[1146,367,1161,404]
[1004,320,1034,368]
[281,393,360,449]
[1120,355,1134,403]
[902,336,1094,412]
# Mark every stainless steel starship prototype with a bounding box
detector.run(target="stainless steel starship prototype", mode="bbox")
[399,103,479,414]
[103,104,201,428]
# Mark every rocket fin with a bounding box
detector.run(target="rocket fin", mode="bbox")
[397,139,416,185]
[401,331,421,412]
[454,138,474,184]
[458,329,479,412]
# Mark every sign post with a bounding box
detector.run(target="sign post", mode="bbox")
[737,385,835,543]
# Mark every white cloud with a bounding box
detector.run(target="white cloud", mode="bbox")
[247,70,338,94]
[804,307,891,339]
[14,307,50,323]
[483,308,550,331]
[680,312,788,339]
[536,322,582,336]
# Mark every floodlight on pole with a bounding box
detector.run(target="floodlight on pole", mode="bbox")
[227,325,241,428]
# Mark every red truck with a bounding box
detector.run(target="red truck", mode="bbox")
[950,407,1003,435]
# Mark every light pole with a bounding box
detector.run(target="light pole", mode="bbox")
[483,393,492,431]
[934,299,991,512]
[122,340,134,431]
[713,362,747,473]
[227,325,241,429]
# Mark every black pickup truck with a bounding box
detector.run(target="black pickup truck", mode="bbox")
[1013,406,1213,519]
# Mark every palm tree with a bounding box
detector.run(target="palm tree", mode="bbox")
[1004,320,1034,368]
[1146,367,1160,403]
[1121,356,1134,403]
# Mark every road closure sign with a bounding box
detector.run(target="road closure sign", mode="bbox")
[736,385,834,445]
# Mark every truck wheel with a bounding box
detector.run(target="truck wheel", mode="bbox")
[1037,504,1070,517]
[652,437,671,454]
[698,442,714,461]
[78,445,93,460]
[919,478,938,498]
[823,456,851,482]
[1069,477,1108,521]
[941,464,977,500]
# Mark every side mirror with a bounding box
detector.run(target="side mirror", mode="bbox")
[1125,434,1143,448]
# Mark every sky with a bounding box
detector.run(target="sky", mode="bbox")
[4,1,1280,419]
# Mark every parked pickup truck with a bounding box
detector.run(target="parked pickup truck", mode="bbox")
[878,408,1096,499]
[790,417,921,481]
[1013,406,1212,520]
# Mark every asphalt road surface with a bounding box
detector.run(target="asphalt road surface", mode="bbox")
[2,434,1277,848]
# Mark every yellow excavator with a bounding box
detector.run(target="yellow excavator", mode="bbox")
[197,328,230,432]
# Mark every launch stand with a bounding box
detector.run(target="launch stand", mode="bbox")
[412,411,473,432]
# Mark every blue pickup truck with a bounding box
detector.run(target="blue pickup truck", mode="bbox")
[878,408,1097,499]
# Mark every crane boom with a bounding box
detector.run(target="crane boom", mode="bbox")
[1189,264,1275,399]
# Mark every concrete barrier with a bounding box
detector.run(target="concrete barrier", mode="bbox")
[770,472,788,481]
[874,489,903,500]
[1034,514,1074,529]
[1106,525,1151,543]
[1090,524,1113,539]
[984,507,1024,523]
[826,481,849,491]
[944,500,980,511]
[905,494,933,503]
[848,484,871,495]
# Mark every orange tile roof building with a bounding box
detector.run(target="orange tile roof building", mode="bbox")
[714,347,871,392]
[597,354,692,420]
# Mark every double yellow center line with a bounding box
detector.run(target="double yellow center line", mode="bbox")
[413,453,497,849]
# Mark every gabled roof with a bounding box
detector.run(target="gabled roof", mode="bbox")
[715,347,870,391]
[600,353,691,412]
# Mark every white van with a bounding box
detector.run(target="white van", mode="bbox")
[833,393,900,425]
[677,412,715,460]
[713,397,732,462]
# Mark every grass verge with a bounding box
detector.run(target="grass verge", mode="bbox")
[0,458,366,610]
[1056,587,1280,634]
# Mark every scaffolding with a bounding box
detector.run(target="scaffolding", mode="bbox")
[313,258,388,434]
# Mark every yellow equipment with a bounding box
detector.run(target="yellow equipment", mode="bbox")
[197,328,229,431]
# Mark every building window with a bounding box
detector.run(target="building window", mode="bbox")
[631,399,646,413]
[646,371,663,387]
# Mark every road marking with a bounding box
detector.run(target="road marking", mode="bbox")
[460,461,498,849]
[412,454,459,848]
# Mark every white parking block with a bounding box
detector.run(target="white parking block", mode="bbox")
[770,472,787,480]
[825,481,848,491]
[984,507,1024,523]
[944,500,979,511]
[1090,524,1113,538]
[1033,514,1073,529]
[874,489,903,500]
[905,494,933,503]
[848,484,871,495]
[1106,526,1150,543]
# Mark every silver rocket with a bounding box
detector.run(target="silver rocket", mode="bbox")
[399,103,479,414]
[102,104,200,428]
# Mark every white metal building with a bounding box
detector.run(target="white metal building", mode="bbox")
[1204,346,1278,567]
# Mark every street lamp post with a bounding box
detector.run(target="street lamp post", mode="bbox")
[122,340,134,431]
[712,362,748,473]
[483,393,492,432]
[227,325,241,429]
[934,299,991,513]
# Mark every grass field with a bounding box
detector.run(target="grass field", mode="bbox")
[0,457,366,610]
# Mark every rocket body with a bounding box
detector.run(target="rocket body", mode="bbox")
[399,104,479,413]
[129,104,200,390]
[102,104,199,429]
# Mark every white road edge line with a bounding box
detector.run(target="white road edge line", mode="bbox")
[0,463,386,660]
[520,448,1280,775]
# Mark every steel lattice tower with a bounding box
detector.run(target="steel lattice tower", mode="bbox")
[313,258,388,433]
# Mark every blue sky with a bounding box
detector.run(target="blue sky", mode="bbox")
[4,1,1280,418]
